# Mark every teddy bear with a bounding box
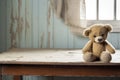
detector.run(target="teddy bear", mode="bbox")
[82,24,115,63]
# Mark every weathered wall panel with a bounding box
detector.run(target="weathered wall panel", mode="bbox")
[48,0,54,48]
[10,0,16,48]
[7,0,12,49]
[38,0,49,48]
[53,16,68,48]
[68,29,74,48]
[118,33,120,48]
[107,33,119,49]
[0,0,7,52]
[5,0,120,49]
[19,0,26,48]
[2,75,13,80]
[25,0,32,48]
[32,0,39,48]
[0,0,120,80]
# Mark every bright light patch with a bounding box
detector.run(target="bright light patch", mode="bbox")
[85,0,96,20]
[99,0,114,20]
[117,0,120,20]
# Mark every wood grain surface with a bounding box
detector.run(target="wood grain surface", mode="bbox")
[0,48,120,65]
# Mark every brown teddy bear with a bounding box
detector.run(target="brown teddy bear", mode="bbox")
[82,24,115,63]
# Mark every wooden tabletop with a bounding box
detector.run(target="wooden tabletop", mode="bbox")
[0,48,120,77]
[0,48,120,66]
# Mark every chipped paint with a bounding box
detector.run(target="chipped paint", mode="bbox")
[25,0,31,48]
[48,32,50,48]
[10,0,31,48]
[9,0,54,48]
[41,33,44,48]
[10,0,16,48]
[5,0,120,50]
[47,1,51,26]
[10,0,23,48]
[17,0,23,47]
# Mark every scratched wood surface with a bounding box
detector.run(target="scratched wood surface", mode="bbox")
[0,48,120,65]
[0,0,120,80]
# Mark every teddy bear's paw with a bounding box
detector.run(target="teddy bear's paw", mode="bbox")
[100,52,112,63]
[83,52,97,62]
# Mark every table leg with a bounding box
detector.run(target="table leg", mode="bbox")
[13,75,22,80]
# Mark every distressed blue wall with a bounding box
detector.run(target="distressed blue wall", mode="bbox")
[0,0,119,50]
[0,0,120,80]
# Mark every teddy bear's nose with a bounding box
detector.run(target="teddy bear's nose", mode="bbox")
[98,39,102,42]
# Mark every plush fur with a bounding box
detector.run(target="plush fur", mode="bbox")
[82,24,115,63]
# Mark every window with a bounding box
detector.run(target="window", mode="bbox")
[86,0,120,32]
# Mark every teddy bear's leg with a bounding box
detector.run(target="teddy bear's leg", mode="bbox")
[100,51,112,63]
[83,52,97,62]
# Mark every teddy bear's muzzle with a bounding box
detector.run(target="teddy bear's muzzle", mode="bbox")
[95,36,104,43]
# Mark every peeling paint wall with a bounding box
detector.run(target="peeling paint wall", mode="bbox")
[0,0,120,80]
[6,0,90,49]
[5,0,120,49]
[7,0,56,49]
[9,0,33,48]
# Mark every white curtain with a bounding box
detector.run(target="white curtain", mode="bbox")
[50,0,86,36]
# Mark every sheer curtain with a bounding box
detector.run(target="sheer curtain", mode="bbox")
[50,0,86,36]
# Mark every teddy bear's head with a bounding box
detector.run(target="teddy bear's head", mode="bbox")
[83,24,112,43]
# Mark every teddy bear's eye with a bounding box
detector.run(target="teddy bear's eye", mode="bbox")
[94,35,96,38]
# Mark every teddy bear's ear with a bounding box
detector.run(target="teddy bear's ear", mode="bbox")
[83,29,91,37]
[104,24,112,32]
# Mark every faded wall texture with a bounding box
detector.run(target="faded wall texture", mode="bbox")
[0,0,120,80]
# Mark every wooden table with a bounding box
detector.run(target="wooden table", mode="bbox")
[0,48,120,80]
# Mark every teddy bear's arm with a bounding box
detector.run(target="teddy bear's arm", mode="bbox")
[82,40,92,54]
[105,40,115,54]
